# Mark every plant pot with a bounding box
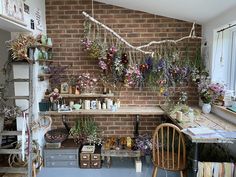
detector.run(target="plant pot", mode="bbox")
[145,155,151,165]
[202,103,211,114]
[51,102,58,111]
[39,102,50,111]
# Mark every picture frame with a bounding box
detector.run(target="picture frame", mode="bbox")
[60,82,69,94]
[1,0,26,25]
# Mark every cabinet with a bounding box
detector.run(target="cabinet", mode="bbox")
[44,139,79,168]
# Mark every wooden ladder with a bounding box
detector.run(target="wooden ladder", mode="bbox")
[0,59,35,177]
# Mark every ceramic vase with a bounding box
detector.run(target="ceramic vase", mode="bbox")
[202,103,211,114]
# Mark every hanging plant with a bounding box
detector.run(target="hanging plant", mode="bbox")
[7,35,36,62]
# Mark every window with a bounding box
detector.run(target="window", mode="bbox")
[212,25,236,94]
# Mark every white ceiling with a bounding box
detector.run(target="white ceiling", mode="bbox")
[95,0,236,24]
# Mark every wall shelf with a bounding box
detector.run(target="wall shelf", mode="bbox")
[0,16,31,32]
[39,106,165,116]
[45,93,115,98]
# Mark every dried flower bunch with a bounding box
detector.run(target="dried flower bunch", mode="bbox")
[7,35,36,62]
[125,65,144,88]
[134,134,152,155]
[0,87,21,120]
[77,73,98,93]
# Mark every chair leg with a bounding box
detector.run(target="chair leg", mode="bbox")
[152,166,158,177]
[183,169,188,177]
[180,170,188,177]
[180,171,183,177]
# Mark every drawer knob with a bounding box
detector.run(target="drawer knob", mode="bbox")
[83,163,88,165]
[82,156,87,159]
[93,162,98,166]
[93,156,97,159]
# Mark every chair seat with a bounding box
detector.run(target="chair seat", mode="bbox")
[153,151,185,171]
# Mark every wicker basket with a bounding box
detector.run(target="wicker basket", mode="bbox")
[44,128,68,143]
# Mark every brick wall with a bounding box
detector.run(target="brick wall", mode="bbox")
[45,0,201,137]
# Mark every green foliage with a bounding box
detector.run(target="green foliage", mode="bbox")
[70,117,102,145]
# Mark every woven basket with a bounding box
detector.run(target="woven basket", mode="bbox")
[44,128,68,143]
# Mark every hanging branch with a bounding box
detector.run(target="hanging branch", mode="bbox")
[82,11,152,55]
[82,12,202,53]
[137,23,202,49]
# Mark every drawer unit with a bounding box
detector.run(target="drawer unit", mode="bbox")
[79,146,101,169]
[44,139,79,168]
[45,160,78,167]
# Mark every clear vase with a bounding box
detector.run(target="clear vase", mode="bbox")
[202,103,211,114]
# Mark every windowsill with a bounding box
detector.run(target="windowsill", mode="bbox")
[211,105,236,125]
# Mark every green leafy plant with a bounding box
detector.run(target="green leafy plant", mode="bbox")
[70,118,102,145]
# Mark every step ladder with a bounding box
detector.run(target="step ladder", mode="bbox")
[0,59,35,177]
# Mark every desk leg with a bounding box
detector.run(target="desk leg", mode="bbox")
[107,156,111,168]
[193,143,198,177]
[134,115,140,137]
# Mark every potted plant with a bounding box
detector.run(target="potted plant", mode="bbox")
[70,118,102,145]
[198,75,225,113]
[7,35,36,62]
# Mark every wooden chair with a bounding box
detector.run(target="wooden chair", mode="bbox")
[152,123,187,177]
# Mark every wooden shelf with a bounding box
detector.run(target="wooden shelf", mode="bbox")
[36,59,54,64]
[30,44,52,50]
[213,105,236,116]
[38,74,51,78]
[44,93,115,98]
[40,106,165,116]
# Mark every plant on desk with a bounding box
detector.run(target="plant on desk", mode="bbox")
[198,75,225,113]
[70,117,102,145]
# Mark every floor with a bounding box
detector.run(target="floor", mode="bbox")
[37,157,182,177]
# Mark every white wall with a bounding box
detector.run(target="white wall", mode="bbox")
[24,0,47,35]
[202,6,236,157]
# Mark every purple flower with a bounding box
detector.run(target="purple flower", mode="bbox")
[99,60,108,70]
[157,59,166,71]
[145,57,153,70]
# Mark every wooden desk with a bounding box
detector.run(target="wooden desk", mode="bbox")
[167,108,236,177]
[169,110,236,143]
